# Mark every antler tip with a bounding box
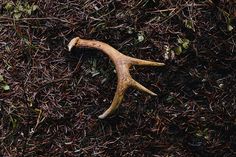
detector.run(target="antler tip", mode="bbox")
[151,92,158,96]
[68,37,80,51]
[98,113,107,119]
[159,62,165,66]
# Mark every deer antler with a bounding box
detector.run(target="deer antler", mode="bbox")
[68,37,164,119]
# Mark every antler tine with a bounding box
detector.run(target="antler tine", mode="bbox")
[130,79,157,96]
[68,37,164,119]
[129,57,165,67]
[98,81,127,119]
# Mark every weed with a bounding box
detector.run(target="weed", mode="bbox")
[0,74,10,91]
[4,1,38,19]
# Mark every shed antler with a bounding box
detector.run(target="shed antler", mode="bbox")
[68,37,164,119]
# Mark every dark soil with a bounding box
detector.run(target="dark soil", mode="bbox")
[0,0,236,156]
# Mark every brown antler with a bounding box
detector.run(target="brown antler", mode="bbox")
[68,37,164,119]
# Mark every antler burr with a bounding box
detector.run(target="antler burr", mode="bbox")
[68,37,164,119]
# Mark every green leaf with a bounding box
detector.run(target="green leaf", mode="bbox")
[4,2,14,11]
[32,5,39,11]
[17,4,24,12]
[174,46,182,55]
[182,42,189,49]
[26,3,31,9]
[177,38,183,44]
[26,8,32,15]
[182,39,190,49]
[0,75,4,82]
[2,84,10,91]
[24,3,32,15]
[14,12,22,19]
[184,19,195,31]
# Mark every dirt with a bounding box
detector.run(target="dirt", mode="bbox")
[0,0,236,156]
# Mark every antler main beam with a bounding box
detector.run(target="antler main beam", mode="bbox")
[68,37,164,119]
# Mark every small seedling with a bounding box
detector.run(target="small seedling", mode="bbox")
[178,38,190,49]
[2,84,10,91]
[174,46,182,55]
[0,74,10,91]
[4,1,38,19]
[183,19,195,31]
[174,37,190,55]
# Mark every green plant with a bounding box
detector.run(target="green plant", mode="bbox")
[183,19,195,31]
[196,128,210,140]
[4,1,38,19]
[174,37,190,55]
[0,74,10,91]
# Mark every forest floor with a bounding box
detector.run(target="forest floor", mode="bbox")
[0,0,236,156]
